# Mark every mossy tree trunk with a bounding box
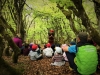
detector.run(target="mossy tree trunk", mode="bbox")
[93,0,100,31]
[0,36,21,75]
[3,41,11,56]
[0,15,20,63]
[57,4,79,35]
[0,36,5,58]
[70,0,100,46]
[57,0,100,45]
[0,32,21,75]
[0,58,22,75]
[8,0,26,42]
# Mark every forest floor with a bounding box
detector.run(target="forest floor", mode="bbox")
[2,55,100,75]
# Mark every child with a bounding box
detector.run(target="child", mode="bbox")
[62,44,68,62]
[23,43,30,56]
[29,43,34,51]
[28,44,42,60]
[51,47,65,66]
[43,43,53,57]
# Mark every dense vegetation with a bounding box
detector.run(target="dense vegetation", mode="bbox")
[0,0,100,75]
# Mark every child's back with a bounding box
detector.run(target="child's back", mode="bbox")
[28,44,42,60]
[43,43,53,57]
[51,47,65,66]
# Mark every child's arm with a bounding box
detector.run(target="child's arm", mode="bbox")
[61,45,69,52]
[35,53,42,59]
[62,45,76,53]
[52,56,55,62]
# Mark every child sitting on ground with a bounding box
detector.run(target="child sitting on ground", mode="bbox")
[51,47,65,66]
[43,43,53,57]
[23,43,30,56]
[28,44,42,60]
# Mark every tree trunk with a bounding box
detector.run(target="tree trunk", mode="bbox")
[0,58,21,75]
[0,30,21,75]
[71,0,100,45]
[0,36,5,58]
[4,46,10,56]
[68,16,79,35]
[7,0,26,42]
[93,0,100,30]
[0,15,20,63]
[57,4,79,35]
[3,40,11,56]
[14,0,26,42]
[3,34,20,63]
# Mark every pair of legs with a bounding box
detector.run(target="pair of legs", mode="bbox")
[66,52,77,72]
[66,52,96,75]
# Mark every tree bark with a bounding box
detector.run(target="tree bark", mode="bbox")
[14,0,26,42]
[7,0,26,42]
[71,0,100,45]
[0,15,20,63]
[93,0,100,30]
[0,36,5,58]
[57,4,79,35]
[0,58,21,75]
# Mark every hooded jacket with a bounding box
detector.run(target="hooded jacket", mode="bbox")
[75,44,98,75]
[75,32,98,74]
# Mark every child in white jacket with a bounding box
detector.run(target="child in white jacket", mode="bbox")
[43,43,53,57]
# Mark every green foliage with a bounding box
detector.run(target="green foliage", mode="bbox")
[24,0,78,44]
[2,0,16,36]
[49,0,74,9]
[2,0,98,44]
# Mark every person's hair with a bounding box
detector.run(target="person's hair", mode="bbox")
[73,38,76,42]
[36,44,41,48]
[78,32,88,42]
[25,43,29,48]
[44,44,47,48]
[15,33,21,38]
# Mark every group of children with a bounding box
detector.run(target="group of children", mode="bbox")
[21,42,69,67]
[13,32,99,75]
